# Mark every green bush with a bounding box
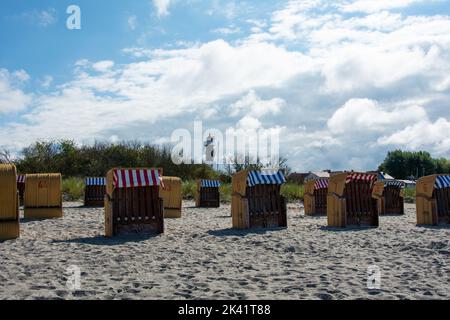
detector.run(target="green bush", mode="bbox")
[182,180,197,200]
[219,183,232,203]
[62,177,84,201]
[281,183,305,202]
[403,187,416,203]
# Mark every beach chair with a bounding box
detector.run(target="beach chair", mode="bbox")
[372,180,405,215]
[17,174,25,206]
[232,170,287,229]
[195,179,221,208]
[304,178,328,215]
[104,168,164,237]
[327,172,378,228]
[416,175,450,225]
[24,173,62,219]
[0,164,20,240]
[159,176,182,218]
[84,177,106,207]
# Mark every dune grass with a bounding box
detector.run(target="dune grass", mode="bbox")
[181,181,232,203]
[62,177,84,201]
[403,187,416,203]
[181,180,197,200]
[281,183,305,202]
[61,178,308,203]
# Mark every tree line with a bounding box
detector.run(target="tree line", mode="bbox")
[1,141,448,181]
[378,150,450,180]
[0,139,289,182]
[1,140,222,181]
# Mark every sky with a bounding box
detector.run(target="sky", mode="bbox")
[1,0,450,172]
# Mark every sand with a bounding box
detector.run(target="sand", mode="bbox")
[0,201,449,300]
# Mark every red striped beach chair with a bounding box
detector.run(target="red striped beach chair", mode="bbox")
[16,174,25,206]
[327,172,378,228]
[104,168,164,237]
[304,178,328,215]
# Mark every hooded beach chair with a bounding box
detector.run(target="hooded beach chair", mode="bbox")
[0,164,20,240]
[84,177,106,207]
[159,176,182,218]
[16,174,26,206]
[24,173,62,219]
[232,169,287,229]
[304,178,328,215]
[195,179,221,208]
[104,168,164,237]
[372,180,405,215]
[327,172,378,228]
[416,175,450,225]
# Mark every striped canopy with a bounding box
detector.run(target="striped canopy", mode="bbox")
[200,180,221,188]
[435,175,450,189]
[17,174,25,183]
[247,170,286,187]
[383,180,405,188]
[113,169,161,188]
[85,177,106,186]
[314,179,328,190]
[345,173,377,184]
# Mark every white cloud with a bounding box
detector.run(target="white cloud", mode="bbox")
[153,0,172,17]
[16,8,57,27]
[378,118,450,154]
[327,99,428,134]
[92,60,115,72]
[237,115,262,130]
[13,70,30,82]
[0,40,308,150]
[40,75,53,88]
[230,90,285,118]
[340,0,425,13]
[212,26,241,35]
[0,69,31,114]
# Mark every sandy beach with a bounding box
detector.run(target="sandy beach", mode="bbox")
[0,201,449,300]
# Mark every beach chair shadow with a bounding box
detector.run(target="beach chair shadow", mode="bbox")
[416,224,450,230]
[378,213,406,217]
[303,213,327,219]
[63,204,89,209]
[208,227,286,237]
[319,225,377,232]
[20,217,60,223]
[51,233,160,246]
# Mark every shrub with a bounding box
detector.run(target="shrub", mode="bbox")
[281,183,305,202]
[403,187,416,204]
[62,177,84,201]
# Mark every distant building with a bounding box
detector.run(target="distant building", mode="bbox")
[398,180,416,188]
[304,171,331,182]
[379,171,395,180]
[367,171,395,180]
[287,173,309,185]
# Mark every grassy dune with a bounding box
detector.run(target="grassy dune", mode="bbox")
[61,178,307,203]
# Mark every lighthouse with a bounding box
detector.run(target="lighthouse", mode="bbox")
[204,133,215,163]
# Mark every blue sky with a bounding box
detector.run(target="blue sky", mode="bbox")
[1,0,450,171]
